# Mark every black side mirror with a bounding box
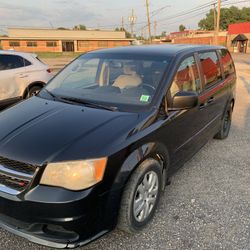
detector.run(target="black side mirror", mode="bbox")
[172,91,198,110]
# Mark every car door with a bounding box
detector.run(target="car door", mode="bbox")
[0,54,28,101]
[196,50,231,139]
[159,55,206,171]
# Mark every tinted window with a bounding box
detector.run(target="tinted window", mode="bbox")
[199,51,222,88]
[219,49,235,77]
[170,56,200,96]
[24,58,32,67]
[0,55,24,70]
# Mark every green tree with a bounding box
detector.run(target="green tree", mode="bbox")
[57,27,69,30]
[199,6,250,30]
[115,27,132,38]
[161,31,167,37]
[73,24,86,30]
[179,24,186,31]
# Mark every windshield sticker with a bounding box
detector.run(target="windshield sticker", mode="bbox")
[140,95,150,103]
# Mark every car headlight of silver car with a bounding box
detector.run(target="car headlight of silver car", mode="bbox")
[40,158,107,191]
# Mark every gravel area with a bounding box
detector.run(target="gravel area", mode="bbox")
[0,54,250,250]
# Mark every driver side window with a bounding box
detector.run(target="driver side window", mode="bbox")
[170,56,200,97]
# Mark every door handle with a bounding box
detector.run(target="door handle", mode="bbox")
[199,102,207,110]
[207,97,214,104]
[18,74,28,78]
[200,97,214,110]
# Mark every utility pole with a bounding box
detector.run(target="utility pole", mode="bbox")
[121,16,124,31]
[145,0,152,43]
[154,21,157,39]
[128,9,137,38]
[141,27,144,40]
[213,4,217,31]
[215,0,221,45]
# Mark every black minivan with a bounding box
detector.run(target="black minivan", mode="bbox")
[0,45,236,248]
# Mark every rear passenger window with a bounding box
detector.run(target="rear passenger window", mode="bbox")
[0,55,24,70]
[219,49,235,77]
[199,51,222,88]
[170,56,200,96]
[24,58,32,67]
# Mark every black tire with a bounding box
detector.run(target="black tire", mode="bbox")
[26,86,42,98]
[117,158,163,233]
[214,105,233,140]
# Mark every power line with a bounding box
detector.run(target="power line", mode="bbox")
[1,0,249,33]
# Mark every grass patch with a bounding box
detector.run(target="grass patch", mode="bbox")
[36,52,84,59]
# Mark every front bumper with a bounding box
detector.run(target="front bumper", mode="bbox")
[0,185,118,248]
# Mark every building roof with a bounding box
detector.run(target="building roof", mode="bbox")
[0,37,133,41]
[228,22,250,35]
[232,34,248,42]
[7,28,128,40]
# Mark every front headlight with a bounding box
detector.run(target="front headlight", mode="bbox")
[40,158,107,191]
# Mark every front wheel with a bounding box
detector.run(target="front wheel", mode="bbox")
[117,158,162,233]
[214,105,233,140]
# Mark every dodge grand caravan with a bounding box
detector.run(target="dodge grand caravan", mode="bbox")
[0,45,236,248]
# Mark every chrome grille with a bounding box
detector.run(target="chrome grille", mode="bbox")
[0,156,36,175]
[0,156,37,195]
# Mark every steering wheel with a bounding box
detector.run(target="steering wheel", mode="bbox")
[141,83,156,94]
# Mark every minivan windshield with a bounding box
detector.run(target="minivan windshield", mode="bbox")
[44,53,171,110]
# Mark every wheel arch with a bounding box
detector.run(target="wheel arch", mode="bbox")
[231,98,235,111]
[102,141,170,230]
[120,142,170,189]
[23,81,45,98]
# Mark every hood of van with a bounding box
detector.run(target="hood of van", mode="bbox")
[0,96,140,165]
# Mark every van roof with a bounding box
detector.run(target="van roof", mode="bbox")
[90,44,225,57]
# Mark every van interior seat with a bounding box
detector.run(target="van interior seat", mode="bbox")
[113,64,142,89]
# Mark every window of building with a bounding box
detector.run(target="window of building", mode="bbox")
[219,49,235,77]
[0,55,24,70]
[170,56,201,96]
[27,41,37,47]
[9,41,20,47]
[199,51,222,88]
[78,41,90,47]
[46,41,57,47]
[98,41,108,47]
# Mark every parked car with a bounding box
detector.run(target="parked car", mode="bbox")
[0,50,53,109]
[0,45,236,248]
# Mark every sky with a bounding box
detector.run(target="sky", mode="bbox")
[0,0,250,36]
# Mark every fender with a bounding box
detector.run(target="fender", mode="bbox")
[101,142,170,230]
[222,95,235,119]
[114,142,170,189]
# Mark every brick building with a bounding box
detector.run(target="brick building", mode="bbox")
[0,28,134,53]
[162,30,227,46]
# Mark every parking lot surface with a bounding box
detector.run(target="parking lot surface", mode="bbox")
[0,54,249,250]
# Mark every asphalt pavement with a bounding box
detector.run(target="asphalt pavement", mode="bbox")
[0,54,249,250]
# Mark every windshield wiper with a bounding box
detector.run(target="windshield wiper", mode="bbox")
[60,96,118,111]
[42,88,58,99]
[42,89,117,111]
